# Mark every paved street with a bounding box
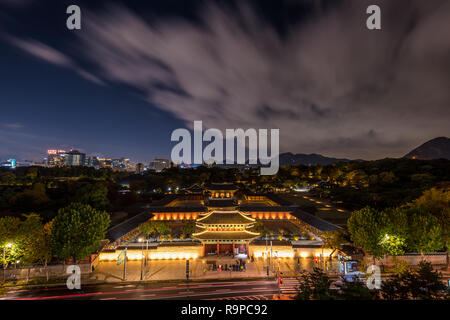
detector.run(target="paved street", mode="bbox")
[1,279,281,300]
[91,258,340,282]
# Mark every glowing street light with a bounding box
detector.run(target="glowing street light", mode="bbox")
[3,242,14,282]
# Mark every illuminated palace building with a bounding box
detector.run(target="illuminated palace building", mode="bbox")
[100,183,340,261]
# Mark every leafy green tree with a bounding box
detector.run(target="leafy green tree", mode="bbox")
[379,171,398,185]
[335,277,379,300]
[321,229,348,260]
[72,183,110,211]
[410,188,450,256]
[0,172,16,185]
[407,208,444,255]
[0,216,22,282]
[15,214,53,278]
[347,207,388,258]
[10,183,49,212]
[379,233,406,256]
[0,216,22,267]
[181,221,196,238]
[295,267,338,300]
[16,213,44,265]
[378,208,408,256]
[139,221,171,239]
[381,261,447,300]
[51,203,110,263]
[155,221,171,237]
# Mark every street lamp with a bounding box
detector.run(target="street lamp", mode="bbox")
[3,242,13,282]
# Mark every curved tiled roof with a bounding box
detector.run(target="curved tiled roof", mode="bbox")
[206,199,237,207]
[290,208,340,232]
[208,183,237,191]
[192,230,260,240]
[196,210,255,225]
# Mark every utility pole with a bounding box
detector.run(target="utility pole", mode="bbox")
[123,248,127,281]
[145,239,149,266]
[2,246,6,283]
[186,259,190,296]
[266,237,269,277]
[277,259,281,298]
[270,241,273,274]
[140,241,144,281]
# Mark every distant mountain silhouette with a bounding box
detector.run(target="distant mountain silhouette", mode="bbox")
[279,152,353,166]
[404,137,450,160]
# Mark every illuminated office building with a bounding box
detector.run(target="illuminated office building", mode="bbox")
[65,149,86,166]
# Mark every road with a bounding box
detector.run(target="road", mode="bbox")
[1,279,281,300]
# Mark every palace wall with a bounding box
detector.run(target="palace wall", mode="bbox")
[99,244,203,261]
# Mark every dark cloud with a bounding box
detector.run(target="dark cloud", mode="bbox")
[6,0,450,159]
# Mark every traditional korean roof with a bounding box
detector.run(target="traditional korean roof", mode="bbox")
[206,199,237,207]
[196,210,255,225]
[290,208,340,232]
[183,183,205,193]
[192,230,260,241]
[238,206,294,212]
[106,211,153,242]
[208,183,237,191]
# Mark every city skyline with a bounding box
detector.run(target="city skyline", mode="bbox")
[1,0,450,163]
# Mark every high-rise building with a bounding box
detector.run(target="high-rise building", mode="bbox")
[0,159,16,168]
[112,158,130,170]
[135,163,144,174]
[149,158,170,172]
[47,150,67,167]
[65,149,86,166]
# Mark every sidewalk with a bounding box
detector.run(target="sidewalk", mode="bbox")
[90,257,341,282]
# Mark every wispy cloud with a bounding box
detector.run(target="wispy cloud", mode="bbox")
[7,36,104,85]
[4,0,450,159]
[0,0,34,6]
[2,122,24,129]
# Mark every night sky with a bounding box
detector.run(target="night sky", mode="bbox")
[1,0,449,163]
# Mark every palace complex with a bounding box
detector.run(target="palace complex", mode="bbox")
[99,183,340,262]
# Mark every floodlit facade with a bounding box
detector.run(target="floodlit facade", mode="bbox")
[99,183,341,262]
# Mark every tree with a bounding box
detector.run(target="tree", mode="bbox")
[0,216,22,282]
[321,229,348,260]
[72,183,110,211]
[17,213,44,265]
[335,277,379,300]
[181,221,196,238]
[0,216,22,266]
[10,183,49,212]
[139,221,158,238]
[378,208,408,256]
[0,172,16,185]
[410,188,450,257]
[381,261,447,300]
[295,267,338,300]
[139,221,171,239]
[379,171,397,185]
[347,207,388,258]
[407,208,444,255]
[51,203,110,263]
